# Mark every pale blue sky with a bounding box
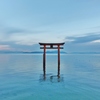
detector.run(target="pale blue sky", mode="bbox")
[0,0,100,52]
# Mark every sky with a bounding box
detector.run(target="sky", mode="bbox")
[0,0,100,52]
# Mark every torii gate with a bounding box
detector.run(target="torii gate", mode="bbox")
[39,42,65,77]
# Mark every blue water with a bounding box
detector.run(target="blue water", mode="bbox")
[0,54,100,100]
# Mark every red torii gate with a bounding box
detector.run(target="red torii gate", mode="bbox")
[39,42,65,77]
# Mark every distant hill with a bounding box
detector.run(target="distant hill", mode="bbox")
[0,50,67,54]
[0,50,100,54]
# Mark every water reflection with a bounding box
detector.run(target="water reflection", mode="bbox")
[39,74,64,83]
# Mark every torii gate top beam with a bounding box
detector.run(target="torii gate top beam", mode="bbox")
[39,42,65,49]
[39,42,65,45]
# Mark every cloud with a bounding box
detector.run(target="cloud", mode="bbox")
[90,39,100,43]
[0,24,66,46]
[0,24,50,45]
[65,33,100,44]
[0,45,11,50]
[64,33,100,52]
[1,23,100,52]
[0,24,65,51]
[0,41,39,51]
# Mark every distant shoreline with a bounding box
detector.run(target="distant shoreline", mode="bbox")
[0,51,100,54]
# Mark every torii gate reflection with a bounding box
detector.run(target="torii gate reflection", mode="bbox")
[39,43,65,78]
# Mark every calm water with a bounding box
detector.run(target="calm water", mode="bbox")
[0,54,100,100]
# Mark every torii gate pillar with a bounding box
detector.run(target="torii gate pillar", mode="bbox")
[39,43,65,77]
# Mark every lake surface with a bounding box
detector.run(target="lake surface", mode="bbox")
[0,54,100,100]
